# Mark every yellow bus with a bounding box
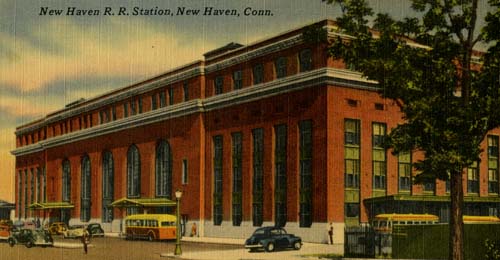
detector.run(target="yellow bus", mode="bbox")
[124,214,177,241]
[463,215,500,224]
[371,214,439,233]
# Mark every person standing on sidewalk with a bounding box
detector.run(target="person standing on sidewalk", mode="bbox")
[327,222,334,245]
[81,230,90,254]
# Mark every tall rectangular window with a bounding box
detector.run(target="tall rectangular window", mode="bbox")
[299,49,313,72]
[160,91,166,108]
[182,159,188,184]
[111,106,116,121]
[232,132,242,226]
[345,119,360,188]
[183,81,189,101]
[138,97,143,113]
[488,136,499,194]
[299,120,313,227]
[130,100,137,116]
[215,76,223,95]
[43,167,47,202]
[233,70,242,90]
[467,161,479,194]
[30,169,35,208]
[253,64,264,85]
[373,123,387,189]
[152,94,158,110]
[274,124,287,227]
[252,128,264,226]
[275,57,287,78]
[123,103,129,118]
[398,152,411,191]
[24,170,28,219]
[213,135,223,225]
[36,167,41,202]
[17,171,22,219]
[169,88,174,105]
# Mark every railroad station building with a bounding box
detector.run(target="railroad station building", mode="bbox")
[11,20,500,247]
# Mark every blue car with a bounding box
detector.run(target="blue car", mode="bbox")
[244,226,302,252]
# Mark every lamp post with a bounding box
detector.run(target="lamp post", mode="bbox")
[174,189,182,256]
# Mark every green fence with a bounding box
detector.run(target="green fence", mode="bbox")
[392,224,500,260]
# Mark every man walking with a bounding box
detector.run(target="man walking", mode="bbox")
[81,230,90,254]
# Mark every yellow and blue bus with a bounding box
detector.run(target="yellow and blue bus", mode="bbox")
[124,214,177,241]
[371,214,440,233]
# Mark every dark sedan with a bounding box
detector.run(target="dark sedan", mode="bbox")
[244,226,302,252]
[86,223,105,237]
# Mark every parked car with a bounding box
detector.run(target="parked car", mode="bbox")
[244,226,302,252]
[48,222,68,235]
[8,229,53,248]
[86,223,105,237]
[62,225,85,239]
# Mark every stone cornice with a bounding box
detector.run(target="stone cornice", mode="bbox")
[204,34,304,74]
[12,68,376,157]
[16,66,204,135]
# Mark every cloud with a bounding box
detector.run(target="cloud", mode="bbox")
[0,17,214,93]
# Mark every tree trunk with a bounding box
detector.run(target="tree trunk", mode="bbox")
[449,170,464,260]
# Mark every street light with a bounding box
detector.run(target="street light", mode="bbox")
[174,189,183,256]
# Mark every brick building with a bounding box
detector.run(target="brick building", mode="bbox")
[11,20,500,248]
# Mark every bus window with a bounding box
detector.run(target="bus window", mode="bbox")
[380,221,387,228]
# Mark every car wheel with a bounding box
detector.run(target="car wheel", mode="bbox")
[265,242,275,252]
[8,238,15,247]
[293,241,302,250]
[26,241,33,248]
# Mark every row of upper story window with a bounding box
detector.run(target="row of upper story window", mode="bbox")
[344,118,500,195]
[16,47,319,148]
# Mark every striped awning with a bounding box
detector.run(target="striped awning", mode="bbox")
[110,197,176,208]
[28,202,74,210]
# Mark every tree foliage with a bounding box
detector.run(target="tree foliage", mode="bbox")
[315,0,500,259]
[323,0,500,182]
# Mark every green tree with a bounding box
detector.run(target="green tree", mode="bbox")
[316,1,500,259]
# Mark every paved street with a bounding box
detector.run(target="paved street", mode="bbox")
[0,236,242,260]
[0,234,341,260]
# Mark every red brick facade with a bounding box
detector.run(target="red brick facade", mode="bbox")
[12,20,500,245]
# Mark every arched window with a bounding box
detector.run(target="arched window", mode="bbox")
[102,151,114,223]
[155,140,172,198]
[127,145,141,198]
[81,155,91,222]
[62,159,71,202]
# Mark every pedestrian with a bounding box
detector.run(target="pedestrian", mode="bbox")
[328,222,334,245]
[81,229,90,254]
[35,218,41,229]
[190,222,197,237]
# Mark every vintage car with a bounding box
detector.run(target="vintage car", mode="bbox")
[8,229,53,248]
[86,223,105,237]
[244,226,302,252]
[62,225,86,239]
[48,222,68,235]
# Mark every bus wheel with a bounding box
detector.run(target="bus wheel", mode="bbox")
[148,232,155,242]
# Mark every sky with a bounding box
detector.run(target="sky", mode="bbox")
[0,0,492,202]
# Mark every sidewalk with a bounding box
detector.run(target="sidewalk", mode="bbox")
[161,236,341,260]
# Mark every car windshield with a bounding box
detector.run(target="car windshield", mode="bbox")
[253,228,266,235]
